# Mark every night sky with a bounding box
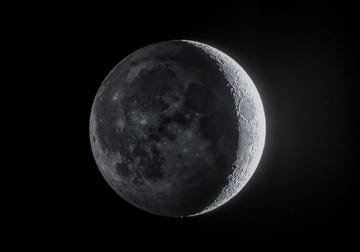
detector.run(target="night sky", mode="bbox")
[32,1,355,248]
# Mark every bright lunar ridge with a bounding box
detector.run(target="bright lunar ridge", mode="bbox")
[90,40,266,217]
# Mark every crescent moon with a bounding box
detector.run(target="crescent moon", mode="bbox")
[89,40,266,217]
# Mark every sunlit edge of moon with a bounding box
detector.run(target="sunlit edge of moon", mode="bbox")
[178,40,266,217]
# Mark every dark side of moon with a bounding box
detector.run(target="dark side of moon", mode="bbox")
[90,41,264,217]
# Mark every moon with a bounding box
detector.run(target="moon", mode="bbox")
[89,40,265,217]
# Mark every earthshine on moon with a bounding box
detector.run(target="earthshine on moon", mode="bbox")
[89,40,266,217]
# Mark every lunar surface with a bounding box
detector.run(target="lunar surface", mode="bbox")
[90,40,265,217]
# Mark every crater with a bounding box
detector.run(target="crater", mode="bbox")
[115,162,131,178]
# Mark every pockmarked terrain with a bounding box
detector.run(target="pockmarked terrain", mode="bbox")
[90,40,265,217]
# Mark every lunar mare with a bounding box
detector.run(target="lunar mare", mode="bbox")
[90,40,265,217]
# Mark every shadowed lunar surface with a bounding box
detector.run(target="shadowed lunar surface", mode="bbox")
[90,40,265,217]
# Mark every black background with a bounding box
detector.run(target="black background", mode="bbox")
[30,1,355,248]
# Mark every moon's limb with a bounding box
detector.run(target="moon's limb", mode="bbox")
[182,40,266,216]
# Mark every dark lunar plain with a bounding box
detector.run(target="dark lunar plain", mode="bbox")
[28,1,355,249]
[90,40,243,217]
